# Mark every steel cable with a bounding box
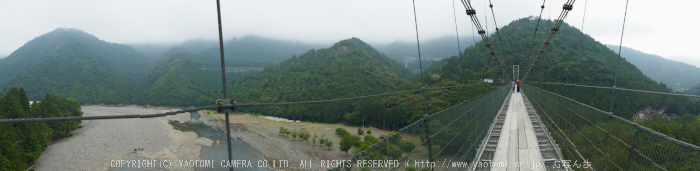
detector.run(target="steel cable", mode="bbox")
[0,84,486,123]
[459,0,511,81]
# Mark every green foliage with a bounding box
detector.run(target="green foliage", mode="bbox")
[325,140,333,148]
[364,135,379,143]
[431,18,697,119]
[141,52,258,106]
[397,139,416,152]
[357,128,364,135]
[336,128,350,137]
[230,38,415,125]
[685,83,700,96]
[383,144,403,159]
[291,130,298,139]
[366,130,372,134]
[319,137,326,146]
[298,131,310,141]
[278,127,286,134]
[350,135,362,148]
[637,114,700,146]
[0,28,153,104]
[340,136,354,156]
[0,87,82,171]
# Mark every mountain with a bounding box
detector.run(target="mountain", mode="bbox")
[196,35,326,68]
[686,83,700,96]
[178,39,218,53]
[128,43,178,62]
[0,28,153,103]
[374,36,476,70]
[139,52,224,106]
[431,18,698,118]
[230,38,412,122]
[607,45,700,91]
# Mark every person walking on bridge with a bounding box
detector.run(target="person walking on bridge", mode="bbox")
[516,80,521,92]
[511,80,515,93]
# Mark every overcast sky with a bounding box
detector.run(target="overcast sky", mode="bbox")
[1,0,699,67]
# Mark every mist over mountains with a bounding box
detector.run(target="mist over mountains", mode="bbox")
[372,35,477,70]
[606,45,700,91]
[0,18,697,113]
[128,35,478,71]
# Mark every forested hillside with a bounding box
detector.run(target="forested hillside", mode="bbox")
[376,36,476,70]
[431,18,699,119]
[229,38,493,128]
[230,38,409,116]
[0,87,82,170]
[607,45,700,91]
[140,52,227,106]
[0,28,153,104]
[196,35,326,68]
[686,83,700,96]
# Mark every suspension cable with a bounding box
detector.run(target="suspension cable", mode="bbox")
[487,0,507,61]
[574,0,588,99]
[411,0,434,166]
[0,84,486,124]
[459,0,511,81]
[452,0,462,56]
[452,0,468,101]
[610,0,631,113]
[528,82,700,98]
[213,1,233,169]
[521,0,577,81]
[527,0,546,60]
[411,0,428,117]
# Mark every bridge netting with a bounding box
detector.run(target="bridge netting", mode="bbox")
[332,85,509,170]
[523,84,700,171]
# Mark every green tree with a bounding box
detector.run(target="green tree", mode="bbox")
[325,140,333,148]
[340,136,354,156]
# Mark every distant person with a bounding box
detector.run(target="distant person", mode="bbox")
[516,80,521,92]
[511,80,515,93]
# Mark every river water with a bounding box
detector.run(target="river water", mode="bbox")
[112,112,267,171]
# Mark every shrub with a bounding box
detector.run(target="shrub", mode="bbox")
[397,139,416,152]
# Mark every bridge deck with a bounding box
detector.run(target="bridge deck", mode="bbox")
[492,91,544,171]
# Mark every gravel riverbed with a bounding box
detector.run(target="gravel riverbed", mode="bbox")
[33,106,210,171]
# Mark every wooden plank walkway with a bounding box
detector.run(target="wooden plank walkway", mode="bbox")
[492,91,544,171]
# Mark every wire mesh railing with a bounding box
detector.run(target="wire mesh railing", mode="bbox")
[522,84,700,171]
[332,85,509,170]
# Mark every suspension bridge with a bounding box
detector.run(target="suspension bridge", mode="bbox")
[2,0,700,170]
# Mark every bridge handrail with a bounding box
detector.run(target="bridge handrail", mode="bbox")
[524,83,700,171]
[526,83,700,151]
[528,81,700,98]
[333,85,509,170]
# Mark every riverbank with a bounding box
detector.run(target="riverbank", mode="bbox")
[32,105,392,170]
[33,105,211,171]
[202,113,392,170]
